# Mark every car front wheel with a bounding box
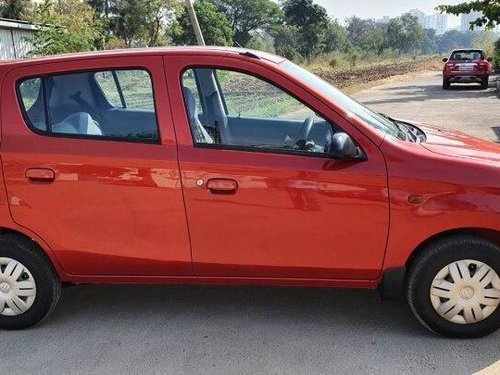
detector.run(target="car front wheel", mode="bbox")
[442,78,450,90]
[0,235,61,330]
[407,235,500,338]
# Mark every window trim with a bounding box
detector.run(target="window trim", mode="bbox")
[16,67,162,145]
[180,65,364,160]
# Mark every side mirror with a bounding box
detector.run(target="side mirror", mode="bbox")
[442,57,448,63]
[487,57,493,62]
[328,132,362,160]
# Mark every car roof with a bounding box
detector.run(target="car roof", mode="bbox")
[0,46,287,69]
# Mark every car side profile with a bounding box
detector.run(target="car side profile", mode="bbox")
[442,49,493,90]
[0,47,499,337]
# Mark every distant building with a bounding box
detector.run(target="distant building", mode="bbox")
[405,9,448,35]
[0,18,37,59]
[461,11,484,32]
[423,14,448,35]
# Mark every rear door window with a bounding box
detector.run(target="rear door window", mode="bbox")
[17,69,159,142]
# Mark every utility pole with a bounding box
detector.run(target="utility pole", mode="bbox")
[184,0,205,46]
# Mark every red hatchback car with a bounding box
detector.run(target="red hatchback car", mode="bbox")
[442,49,493,89]
[0,48,499,337]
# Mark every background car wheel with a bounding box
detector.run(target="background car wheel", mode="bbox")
[442,78,450,90]
[407,235,500,338]
[0,235,61,330]
[480,77,489,90]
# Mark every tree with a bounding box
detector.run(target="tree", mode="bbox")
[208,0,282,46]
[437,30,476,53]
[282,0,329,59]
[438,1,500,29]
[385,13,425,55]
[346,16,386,53]
[30,0,104,56]
[324,19,349,53]
[114,0,178,47]
[473,30,497,56]
[171,0,234,46]
[0,0,31,20]
[420,28,439,55]
[272,24,301,60]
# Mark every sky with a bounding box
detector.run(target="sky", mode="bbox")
[311,0,463,26]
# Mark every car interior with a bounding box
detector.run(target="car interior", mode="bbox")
[181,68,339,154]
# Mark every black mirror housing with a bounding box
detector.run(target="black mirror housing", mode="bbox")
[487,57,493,62]
[442,58,448,63]
[328,132,361,160]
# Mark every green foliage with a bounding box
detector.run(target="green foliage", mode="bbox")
[473,30,497,56]
[272,24,301,60]
[438,1,500,29]
[114,0,178,47]
[385,13,426,54]
[245,35,275,53]
[0,0,31,20]
[30,0,104,56]
[346,16,386,53]
[207,0,282,46]
[171,0,234,46]
[437,30,476,53]
[282,0,329,59]
[324,19,349,53]
[494,37,500,67]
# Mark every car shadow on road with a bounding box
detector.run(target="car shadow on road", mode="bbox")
[492,126,500,143]
[11,284,497,374]
[362,80,498,106]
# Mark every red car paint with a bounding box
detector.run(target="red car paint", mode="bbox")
[0,47,498,289]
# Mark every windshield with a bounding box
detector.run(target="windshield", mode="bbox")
[450,50,484,61]
[281,61,400,138]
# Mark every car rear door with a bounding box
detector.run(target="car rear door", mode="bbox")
[165,55,389,281]
[0,55,192,277]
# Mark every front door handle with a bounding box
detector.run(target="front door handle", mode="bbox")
[206,178,238,194]
[26,168,55,182]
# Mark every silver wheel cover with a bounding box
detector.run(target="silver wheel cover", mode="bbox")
[0,257,37,316]
[430,259,500,324]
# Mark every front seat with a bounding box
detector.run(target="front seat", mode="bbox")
[182,87,214,144]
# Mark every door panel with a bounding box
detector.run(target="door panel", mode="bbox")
[166,57,389,280]
[181,148,389,279]
[1,57,192,276]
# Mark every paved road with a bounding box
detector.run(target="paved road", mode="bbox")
[354,71,500,142]
[2,71,500,375]
[1,284,500,374]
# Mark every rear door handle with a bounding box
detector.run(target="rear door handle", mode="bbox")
[26,168,55,182]
[206,178,238,194]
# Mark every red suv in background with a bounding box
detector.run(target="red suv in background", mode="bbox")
[442,49,493,89]
[0,48,498,338]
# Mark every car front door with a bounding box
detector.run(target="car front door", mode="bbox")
[166,56,389,281]
[1,56,192,277]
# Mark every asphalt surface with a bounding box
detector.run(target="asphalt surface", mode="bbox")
[1,71,500,375]
[354,71,500,142]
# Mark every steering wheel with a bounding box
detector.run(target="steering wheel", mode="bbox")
[296,117,315,150]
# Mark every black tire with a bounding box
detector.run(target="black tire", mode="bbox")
[481,76,489,90]
[0,235,61,330]
[442,78,450,90]
[407,235,500,338]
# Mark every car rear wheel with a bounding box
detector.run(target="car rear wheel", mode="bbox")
[480,77,489,90]
[407,235,500,338]
[442,78,450,90]
[0,235,61,330]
